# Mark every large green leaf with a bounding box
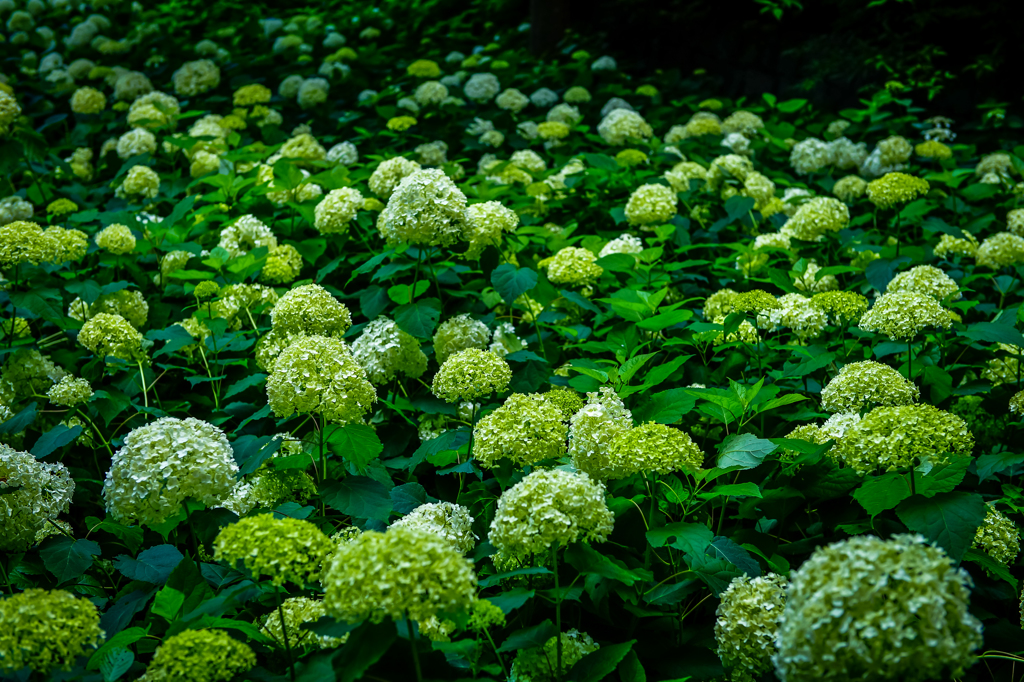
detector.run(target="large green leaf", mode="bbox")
[568,640,636,682]
[646,522,713,555]
[895,491,985,562]
[632,388,697,424]
[30,423,83,458]
[394,298,442,337]
[498,620,558,652]
[322,476,393,521]
[564,542,648,586]
[113,545,183,584]
[491,263,539,305]
[327,423,383,468]
[716,433,777,469]
[39,537,101,585]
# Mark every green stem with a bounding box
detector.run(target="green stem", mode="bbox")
[183,503,200,560]
[137,362,149,413]
[75,409,114,458]
[0,555,13,595]
[483,627,510,680]
[410,247,423,304]
[407,611,424,682]
[279,593,296,682]
[552,546,563,682]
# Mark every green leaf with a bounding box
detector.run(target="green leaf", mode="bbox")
[687,553,743,596]
[583,153,619,171]
[11,288,63,321]
[560,289,601,314]
[158,195,197,232]
[485,589,534,614]
[222,373,267,399]
[915,454,971,497]
[636,309,692,331]
[334,622,398,682]
[39,537,101,584]
[777,98,807,112]
[638,355,689,391]
[149,325,200,358]
[853,472,910,516]
[99,647,134,682]
[394,298,442,337]
[963,547,1017,592]
[113,545,183,584]
[477,566,551,588]
[632,388,697,424]
[232,434,282,476]
[86,517,144,554]
[646,522,713,555]
[491,263,539,305]
[958,322,1024,348]
[564,542,646,586]
[617,650,646,682]
[322,476,393,521]
[30,423,83,458]
[498,620,558,652]
[302,616,359,640]
[975,451,1024,482]
[708,536,761,576]
[753,393,807,413]
[701,482,762,499]
[151,585,185,620]
[895,491,985,562]
[295,238,328,264]
[327,423,384,468]
[88,627,148,670]
[568,640,636,682]
[717,433,777,469]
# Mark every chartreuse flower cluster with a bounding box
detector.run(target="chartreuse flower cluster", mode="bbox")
[434,313,491,363]
[1,444,75,551]
[322,527,477,624]
[432,348,512,402]
[972,505,1020,566]
[390,501,477,554]
[351,315,427,384]
[141,629,255,682]
[261,597,347,650]
[569,387,634,479]
[774,535,982,682]
[858,290,955,340]
[0,589,104,674]
[214,515,333,586]
[837,403,973,474]
[473,392,568,468]
[715,574,788,682]
[820,360,920,413]
[511,630,599,682]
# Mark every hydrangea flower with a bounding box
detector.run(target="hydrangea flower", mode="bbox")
[377,169,467,247]
[46,375,93,406]
[624,183,677,226]
[820,360,920,413]
[463,200,519,259]
[473,393,568,468]
[0,589,104,674]
[78,312,147,363]
[95,223,136,254]
[214,515,334,585]
[390,501,476,554]
[350,315,427,384]
[542,247,603,287]
[858,290,954,340]
[607,422,704,477]
[781,197,850,241]
[0,444,75,551]
[715,574,787,682]
[270,284,352,337]
[866,172,930,209]
[597,109,653,145]
[144,629,255,682]
[972,505,1019,566]
[432,348,512,402]
[511,630,599,682]
[260,597,347,651]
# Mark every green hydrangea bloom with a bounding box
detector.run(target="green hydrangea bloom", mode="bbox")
[569,387,634,479]
[836,404,973,474]
[0,220,59,267]
[1,444,75,551]
[390,501,476,554]
[468,599,506,632]
[0,589,104,674]
[977,232,1024,269]
[270,283,352,337]
[779,423,829,463]
[222,468,318,516]
[832,175,868,202]
[215,515,333,586]
[541,387,585,420]
[473,393,568,468]
[78,312,147,363]
[69,288,149,329]
[715,574,788,682]
[351,315,427,384]
[368,156,422,199]
[1,348,63,400]
[46,375,93,407]
[266,335,376,424]
[314,187,363,234]
[866,172,930,209]
[377,168,467,247]
[704,288,740,320]
[972,505,1019,566]
[260,597,347,650]
[94,223,136,254]
[489,469,614,557]
[624,183,677,226]
[45,226,89,263]
[811,290,869,324]
[511,629,599,682]
[858,290,954,341]
[781,197,850,241]
[260,244,303,284]
[608,422,704,477]
[934,233,978,260]
[322,527,477,624]
[541,247,603,287]
[1011,390,1024,415]
[463,200,519,259]
[433,314,491,364]
[887,265,961,300]
[432,348,512,403]
[211,283,278,331]
[774,534,983,682]
[144,629,255,682]
[820,360,920,413]
[193,281,220,300]
[733,289,780,313]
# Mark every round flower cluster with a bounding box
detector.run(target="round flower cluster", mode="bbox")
[266,335,376,424]
[542,387,586,419]
[103,417,237,525]
[128,91,181,129]
[322,527,477,624]
[734,289,780,313]
[599,233,644,258]
[569,387,634,479]
[715,574,788,682]
[369,157,422,199]
[836,404,973,474]
[115,128,157,158]
[782,197,850,241]
[722,110,765,136]
[790,138,834,174]
[214,515,334,586]
[858,290,955,340]
[390,501,476,554]
[222,468,317,516]
[473,392,568,468]
[46,375,93,406]
[887,265,960,300]
[820,361,920,413]
[261,244,303,284]
[774,534,983,682]
[832,175,868,202]
[1,444,75,551]
[1,348,65,400]
[757,293,828,341]
[866,172,930,209]
[407,59,442,78]
[971,505,1019,566]
[351,315,427,384]
[377,169,467,247]
[0,589,104,675]
[608,422,704,477]
[597,109,653,145]
[464,72,501,101]
[260,597,346,651]
[434,314,490,364]
[665,161,709,192]
[432,348,512,402]
[490,468,614,557]
[172,59,221,96]
[497,87,529,112]
[542,246,603,287]
[270,283,352,337]
[213,283,278,331]
[327,141,359,166]
[143,629,255,682]
[117,165,160,200]
[95,223,136,254]
[792,261,838,293]
[78,312,147,362]
[977,232,1024,269]
[624,183,677,226]
[70,86,106,114]
[810,291,869,324]
[511,630,599,682]
[463,200,519,259]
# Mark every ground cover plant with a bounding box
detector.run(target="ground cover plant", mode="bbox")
[2,2,1024,681]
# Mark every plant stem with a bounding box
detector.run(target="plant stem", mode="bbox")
[279,592,296,682]
[0,555,13,595]
[552,545,563,682]
[137,362,149,412]
[410,247,423,304]
[483,627,510,680]
[407,611,423,682]
[75,409,114,458]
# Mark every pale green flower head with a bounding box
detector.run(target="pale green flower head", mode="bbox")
[972,505,1019,566]
[212,283,278,331]
[351,315,427,384]
[314,187,363,234]
[473,393,568,468]
[46,375,93,407]
[542,246,603,287]
[214,515,333,586]
[144,629,255,682]
[704,288,740,320]
[887,264,961,300]
[270,283,352,337]
[222,468,317,516]
[489,469,614,557]
[820,360,920,413]
[377,168,467,247]
[217,215,277,259]
[0,589,104,674]
[102,417,237,525]
[832,174,867,202]
[44,226,89,263]
[541,386,585,420]
[390,501,476,554]
[597,109,652,146]
[734,289,780,313]
[0,444,74,551]
[193,280,220,300]
[512,629,599,682]
[858,290,954,341]
[266,334,376,424]
[468,598,506,632]
[810,290,869,325]
[1011,390,1024,415]
[94,223,136,254]
[715,574,788,682]
[569,387,634,479]
[0,220,58,268]
[261,597,347,650]
[781,197,850,242]
[608,422,704,477]
[836,403,973,474]
[260,244,303,284]
[463,200,519,259]
[322,527,477,624]
[432,348,511,403]
[1,347,64,400]
[774,534,983,682]
[368,156,421,199]
[434,314,490,364]
[977,232,1024,269]
[78,312,147,363]
[69,288,149,329]
[624,183,677,226]
[866,172,929,209]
